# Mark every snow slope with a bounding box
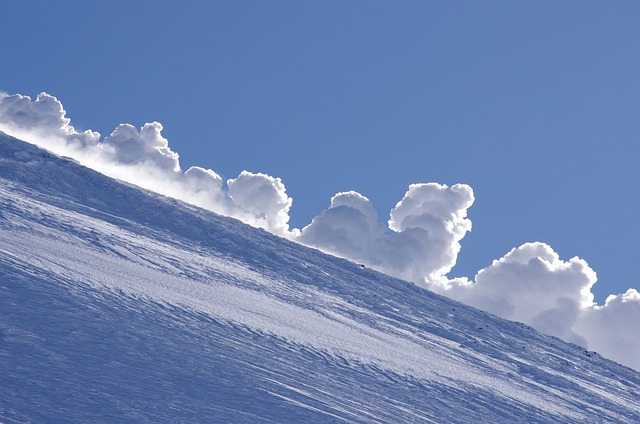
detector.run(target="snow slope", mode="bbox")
[1,131,639,423]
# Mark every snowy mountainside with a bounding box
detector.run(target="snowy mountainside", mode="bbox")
[1,131,639,423]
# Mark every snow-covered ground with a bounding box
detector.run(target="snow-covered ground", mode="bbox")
[1,131,639,422]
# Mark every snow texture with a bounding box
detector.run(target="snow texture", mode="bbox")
[1,92,639,372]
[1,132,639,423]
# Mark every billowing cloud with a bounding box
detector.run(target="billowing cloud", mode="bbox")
[298,184,474,283]
[0,92,292,236]
[1,91,639,371]
[0,92,99,148]
[227,171,293,236]
[428,243,595,345]
[103,122,180,172]
[297,191,385,262]
[183,166,225,202]
[427,242,640,370]
[387,183,474,282]
[574,289,640,370]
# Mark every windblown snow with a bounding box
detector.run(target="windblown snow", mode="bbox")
[2,92,639,373]
[1,132,639,423]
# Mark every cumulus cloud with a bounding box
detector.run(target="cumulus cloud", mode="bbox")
[0,92,100,148]
[388,183,474,282]
[227,171,293,236]
[1,91,639,371]
[298,184,474,284]
[103,122,180,172]
[0,92,292,236]
[297,186,639,370]
[427,242,640,370]
[428,243,595,345]
[297,191,385,262]
[574,289,640,370]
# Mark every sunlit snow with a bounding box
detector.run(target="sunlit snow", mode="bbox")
[1,132,639,422]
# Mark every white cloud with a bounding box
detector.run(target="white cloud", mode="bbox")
[298,184,474,284]
[0,92,293,236]
[427,242,640,370]
[183,166,224,191]
[0,92,99,148]
[227,171,293,236]
[103,122,180,172]
[297,191,385,262]
[1,91,639,371]
[574,289,640,370]
[428,242,595,346]
[388,183,474,283]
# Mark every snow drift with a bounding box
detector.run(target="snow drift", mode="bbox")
[1,92,639,372]
[1,132,639,422]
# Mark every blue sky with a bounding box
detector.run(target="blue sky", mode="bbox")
[2,1,639,302]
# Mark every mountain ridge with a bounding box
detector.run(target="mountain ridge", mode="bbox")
[1,131,639,423]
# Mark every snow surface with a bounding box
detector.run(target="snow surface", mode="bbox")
[1,131,639,423]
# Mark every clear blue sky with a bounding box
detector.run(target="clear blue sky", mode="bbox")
[2,1,639,302]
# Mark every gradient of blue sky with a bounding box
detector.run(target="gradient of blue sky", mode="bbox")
[2,1,639,302]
